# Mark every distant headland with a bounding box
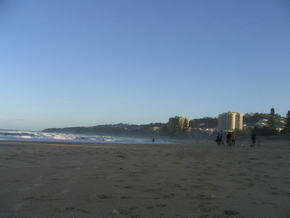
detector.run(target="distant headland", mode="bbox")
[43,108,290,138]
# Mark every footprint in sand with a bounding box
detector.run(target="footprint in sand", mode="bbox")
[113,207,138,216]
[188,184,201,189]
[98,194,112,199]
[118,209,132,215]
[198,204,213,213]
[174,184,182,188]
[24,196,59,201]
[205,183,220,191]
[162,193,175,199]
[196,192,215,200]
[54,207,90,214]
[116,154,126,158]
[127,172,137,177]
[271,191,279,196]
[144,188,159,193]
[197,177,207,182]
[270,186,278,190]
[156,204,167,208]
[224,209,240,216]
[76,208,90,214]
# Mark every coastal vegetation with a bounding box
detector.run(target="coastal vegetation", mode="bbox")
[43,111,289,138]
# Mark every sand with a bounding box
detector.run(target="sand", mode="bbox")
[0,140,290,218]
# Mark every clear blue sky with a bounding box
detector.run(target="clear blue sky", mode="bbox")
[0,0,290,130]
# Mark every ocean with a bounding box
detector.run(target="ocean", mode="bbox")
[0,129,170,144]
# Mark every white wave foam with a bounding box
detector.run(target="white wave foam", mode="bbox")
[20,136,32,139]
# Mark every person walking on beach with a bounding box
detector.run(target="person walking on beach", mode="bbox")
[251,132,257,147]
[216,131,223,146]
[226,132,232,146]
[231,132,236,146]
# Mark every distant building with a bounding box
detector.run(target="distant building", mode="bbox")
[270,108,275,115]
[218,112,244,131]
[168,116,189,133]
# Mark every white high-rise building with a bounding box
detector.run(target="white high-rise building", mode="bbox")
[218,112,244,131]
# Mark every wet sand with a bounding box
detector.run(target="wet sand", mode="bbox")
[0,140,290,218]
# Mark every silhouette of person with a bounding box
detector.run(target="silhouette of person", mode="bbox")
[231,132,236,146]
[226,132,232,146]
[251,132,257,147]
[216,131,223,146]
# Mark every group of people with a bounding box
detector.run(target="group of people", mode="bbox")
[216,130,257,147]
[216,131,236,146]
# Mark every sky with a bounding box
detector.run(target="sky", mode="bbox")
[0,0,290,130]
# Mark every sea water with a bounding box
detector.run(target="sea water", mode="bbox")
[0,129,170,144]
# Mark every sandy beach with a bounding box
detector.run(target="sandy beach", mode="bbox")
[0,140,290,218]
